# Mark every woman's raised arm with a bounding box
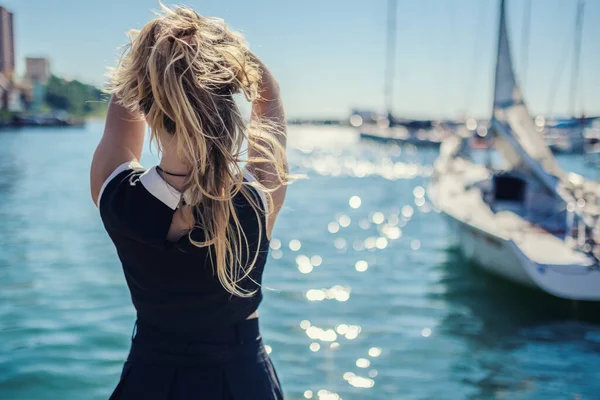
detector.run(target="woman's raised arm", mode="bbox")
[247,58,288,238]
[90,96,146,206]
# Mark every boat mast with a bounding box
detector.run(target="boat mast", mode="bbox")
[489,0,508,166]
[384,0,398,120]
[492,0,505,115]
[569,0,584,118]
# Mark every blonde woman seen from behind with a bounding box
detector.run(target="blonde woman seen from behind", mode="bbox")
[90,5,288,399]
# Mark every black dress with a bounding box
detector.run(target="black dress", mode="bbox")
[98,161,283,400]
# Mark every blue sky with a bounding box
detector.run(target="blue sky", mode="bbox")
[3,0,599,119]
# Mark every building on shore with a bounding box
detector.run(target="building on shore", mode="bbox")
[0,5,27,113]
[0,71,10,109]
[0,73,24,113]
[25,57,51,111]
[25,57,51,85]
[0,6,15,78]
[0,5,16,110]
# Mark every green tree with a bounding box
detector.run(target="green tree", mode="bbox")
[45,75,107,117]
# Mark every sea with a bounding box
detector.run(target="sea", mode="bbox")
[1,122,600,400]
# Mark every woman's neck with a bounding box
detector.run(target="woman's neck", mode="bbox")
[159,135,189,191]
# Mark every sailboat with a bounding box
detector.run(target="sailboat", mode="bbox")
[355,0,445,147]
[545,0,590,154]
[429,0,600,301]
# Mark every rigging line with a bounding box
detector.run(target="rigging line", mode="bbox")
[569,0,585,117]
[545,29,573,117]
[437,0,457,118]
[520,0,532,91]
[463,0,488,117]
[579,65,585,117]
[384,0,398,118]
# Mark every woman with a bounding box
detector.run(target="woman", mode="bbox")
[90,5,288,399]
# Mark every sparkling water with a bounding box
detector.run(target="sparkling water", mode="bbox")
[1,122,599,400]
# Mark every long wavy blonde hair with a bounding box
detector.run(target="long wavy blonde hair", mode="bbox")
[106,4,287,296]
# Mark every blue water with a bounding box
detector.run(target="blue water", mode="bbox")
[1,122,600,400]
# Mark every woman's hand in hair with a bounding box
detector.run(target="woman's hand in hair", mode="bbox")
[248,53,281,107]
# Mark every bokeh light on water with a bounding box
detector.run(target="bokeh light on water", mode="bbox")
[1,123,600,399]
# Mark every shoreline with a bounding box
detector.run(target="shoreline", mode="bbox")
[0,113,88,129]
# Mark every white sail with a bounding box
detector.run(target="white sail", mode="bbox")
[491,0,563,183]
[492,0,600,232]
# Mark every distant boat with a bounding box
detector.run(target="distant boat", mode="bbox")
[359,124,448,148]
[429,0,600,301]
[583,118,600,166]
[546,118,587,154]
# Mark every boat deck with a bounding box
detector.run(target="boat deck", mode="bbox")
[434,161,592,267]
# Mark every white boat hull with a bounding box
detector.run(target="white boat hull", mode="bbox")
[429,139,600,301]
[444,212,600,301]
[444,213,536,287]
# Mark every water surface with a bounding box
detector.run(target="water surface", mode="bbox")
[1,123,599,400]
